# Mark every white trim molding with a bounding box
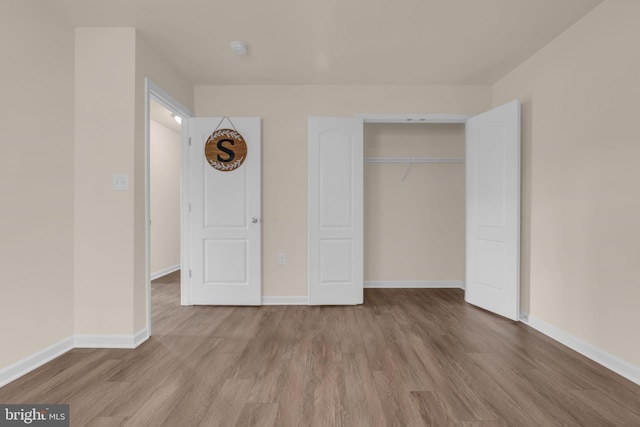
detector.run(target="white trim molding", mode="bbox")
[150,264,180,281]
[357,113,472,124]
[261,296,308,305]
[1,330,150,386]
[524,316,640,386]
[364,280,465,289]
[0,336,74,388]
[74,328,149,349]
[145,78,195,327]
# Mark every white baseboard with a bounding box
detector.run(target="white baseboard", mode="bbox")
[523,316,640,386]
[1,329,150,387]
[150,264,180,281]
[261,296,308,305]
[0,336,74,388]
[134,328,150,346]
[74,328,149,349]
[364,280,465,289]
[261,285,466,304]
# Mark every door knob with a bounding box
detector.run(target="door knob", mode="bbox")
[251,217,259,224]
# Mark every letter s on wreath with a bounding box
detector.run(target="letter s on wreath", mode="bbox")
[204,128,247,172]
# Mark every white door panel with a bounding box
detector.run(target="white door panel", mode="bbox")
[466,100,520,320]
[309,117,363,305]
[204,169,247,227]
[188,117,261,305]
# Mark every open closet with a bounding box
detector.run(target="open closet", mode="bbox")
[363,123,465,289]
[308,100,521,320]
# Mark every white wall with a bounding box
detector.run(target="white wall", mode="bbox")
[0,20,193,376]
[195,85,491,296]
[74,28,194,336]
[150,120,181,276]
[364,124,465,282]
[0,0,75,370]
[493,0,640,368]
[74,27,137,335]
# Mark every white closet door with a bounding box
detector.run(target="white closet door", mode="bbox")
[465,100,520,320]
[308,117,364,305]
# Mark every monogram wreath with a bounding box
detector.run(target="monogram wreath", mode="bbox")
[205,125,247,172]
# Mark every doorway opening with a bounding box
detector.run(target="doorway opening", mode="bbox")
[149,99,182,281]
[363,123,466,290]
[145,79,193,336]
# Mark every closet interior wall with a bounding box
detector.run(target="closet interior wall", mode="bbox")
[363,123,466,285]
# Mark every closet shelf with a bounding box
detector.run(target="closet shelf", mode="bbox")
[364,157,464,163]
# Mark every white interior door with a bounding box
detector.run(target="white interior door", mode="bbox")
[465,100,520,320]
[308,117,364,305]
[187,117,261,305]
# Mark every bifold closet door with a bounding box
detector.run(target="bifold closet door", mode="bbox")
[465,100,520,320]
[308,117,364,305]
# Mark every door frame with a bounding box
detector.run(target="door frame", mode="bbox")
[357,114,471,124]
[144,78,194,334]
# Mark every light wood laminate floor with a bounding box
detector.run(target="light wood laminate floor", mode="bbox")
[1,271,639,426]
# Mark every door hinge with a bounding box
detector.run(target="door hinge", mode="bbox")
[188,137,192,146]
[189,203,192,212]
[189,270,192,278]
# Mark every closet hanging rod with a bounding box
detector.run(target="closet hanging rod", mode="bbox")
[364,157,464,163]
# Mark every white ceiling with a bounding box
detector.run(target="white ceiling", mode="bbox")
[42,0,603,86]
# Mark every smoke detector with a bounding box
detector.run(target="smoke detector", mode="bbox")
[230,41,248,56]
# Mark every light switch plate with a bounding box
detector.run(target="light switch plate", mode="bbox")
[112,174,129,191]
